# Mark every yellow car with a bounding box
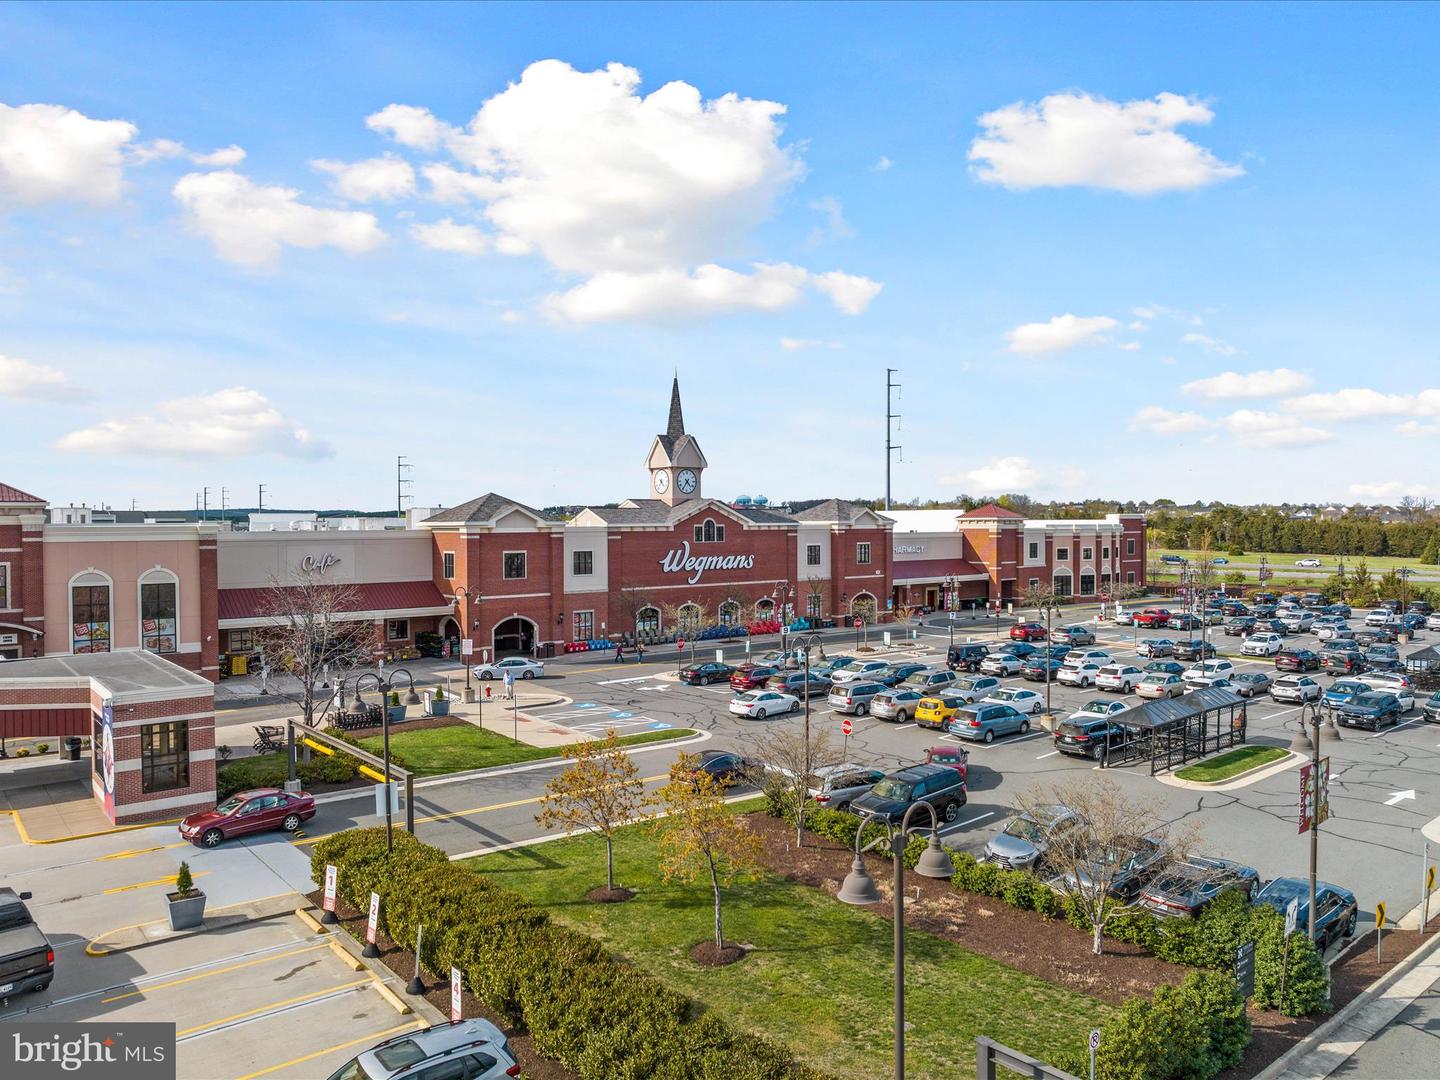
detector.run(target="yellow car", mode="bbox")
[915,694,961,730]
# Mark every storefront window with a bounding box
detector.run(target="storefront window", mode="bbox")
[1053,574,1073,597]
[754,598,775,621]
[72,582,112,654]
[0,563,9,608]
[718,601,740,626]
[140,578,178,654]
[228,629,256,653]
[677,603,704,633]
[1080,573,1096,596]
[636,606,660,636]
[573,611,594,641]
[141,721,189,792]
[387,619,410,641]
[807,593,823,618]
[503,551,527,579]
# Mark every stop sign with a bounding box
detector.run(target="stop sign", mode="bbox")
[677,637,685,650]
[853,617,863,629]
[841,717,853,735]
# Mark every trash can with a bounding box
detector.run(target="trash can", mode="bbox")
[63,736,82,761]
[537,641,556,659]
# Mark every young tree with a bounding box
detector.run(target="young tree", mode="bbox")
[1016,776,1192,955]
[1348,559,1377,606]
[652,758,765,954]
[1421,538,1440,566]
[260,570,370,729]
[616,580,660,639]
[536,728,648,897]
[804,576,827,622]
[752,722,845,849]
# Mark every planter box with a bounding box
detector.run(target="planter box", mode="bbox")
[386,705,408,725]
[167,891,207,931]
[430,700,450,717]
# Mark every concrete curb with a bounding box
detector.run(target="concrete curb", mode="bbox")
[322,911,446,1025]
[1,807,184,846]
[1257,926,1440,1079]
[84,892,299,956]
[1157,747,1301,792]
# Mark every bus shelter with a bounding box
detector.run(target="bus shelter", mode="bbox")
[1104,686,1249,775]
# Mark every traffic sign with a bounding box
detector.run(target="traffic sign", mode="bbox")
[1428,865,1436,893]
[853,618,863,629]
[677,636,686,650]
[841,717,853,735]
[450,965,463,1021]
[1284,897,1299,936]
[461,638,474,656]
[1234,940,1256,999]
[1376,901,1387,930]
[1088,1029,1101,1052]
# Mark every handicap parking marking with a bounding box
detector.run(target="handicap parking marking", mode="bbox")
[649,721,673,730]
[575,702,600,709]
[609,711,635,720]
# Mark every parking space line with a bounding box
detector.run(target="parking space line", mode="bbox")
[103,870,209,895]
[97,841,191,861]
[940,811,996,835]
[1372,718,1423,738]
[176,977,374,1039]
[232,1020,424,1080]
[99,942,331,1004]
[1036,750,1060,759]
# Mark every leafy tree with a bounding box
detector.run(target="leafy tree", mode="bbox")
[1348,560,1377,606]
[652,759,765,949]
[536,728,649,895]
[1421,539,1440,566]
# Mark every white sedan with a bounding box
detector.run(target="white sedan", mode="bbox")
[1296,558,1323,568]
[1069,699,1131,724]
[471,657,544,680]
[728,690,799,719]
[980,687,1045,715]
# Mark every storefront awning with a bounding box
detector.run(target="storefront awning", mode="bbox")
[892,558,990,585]
[218,581,453,628]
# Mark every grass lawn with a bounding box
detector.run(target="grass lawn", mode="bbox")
[1156,547,1429,573]
[1175,745,1289,783]
[356,724,694,776]
[467,827,1105,1078]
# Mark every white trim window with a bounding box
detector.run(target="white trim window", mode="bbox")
[1028,542,1040,560]
[806,543,821,567]
[572,550,594,576]
[387,618,410,641]
[1028,577,1041,590]
[1101,546,1110,560]
[71,571,112,654]
[572,610,595,641]
[1052,572,1073,597]
[693,519,726,543]
[1126,538,1136,556]
[718,600,740,626]
[754,598,776,621]
[139,568,179,655]
[1080,573,1096,595]
[1055,547,1069,561]
[502,551,527,580]
[442,551,455,578]
[636,605,660,637]
[0,561,9,609]
[856,542,872,565]
[1127,570,1137,583]
[677,602,704,632]
[1082,547,1093,561]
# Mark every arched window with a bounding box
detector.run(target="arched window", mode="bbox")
[754,598,775,621]
[718,600,740,626]
[139,567,179,654]
[849,592,878,623]
[693,518,726,544]
[70,570,113,654]
[636,606,661,637]
[1052,570,1073,598]
[677,603,704,633]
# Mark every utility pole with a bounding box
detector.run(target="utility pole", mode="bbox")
[885,369,901,511]
[220,486,228,520]
[397,456,413,519]
[257,483,267,512]
[201,486,211,522]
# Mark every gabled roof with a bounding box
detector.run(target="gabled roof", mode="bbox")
[579,497,795,528]
[0,482,45,505]
[958,503,1025,520]
[423,493,561,526]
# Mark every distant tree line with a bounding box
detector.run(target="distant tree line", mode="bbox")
[1149,506,1440,561]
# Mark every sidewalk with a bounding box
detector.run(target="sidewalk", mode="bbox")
[1,780,128,842]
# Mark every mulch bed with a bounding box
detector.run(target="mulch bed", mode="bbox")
[585,885,635,903]
[691,940,747,966]
[748,811,1440,1078]
[307,890,579,1080]
[345,715,467,736]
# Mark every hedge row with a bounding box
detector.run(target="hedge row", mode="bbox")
[216,752,356,799]
[780,801,1328,1017]
[310,828,830,1080]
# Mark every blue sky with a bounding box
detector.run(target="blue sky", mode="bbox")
[2,2,1437,512]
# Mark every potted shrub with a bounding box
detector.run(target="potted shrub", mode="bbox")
[386,691,407,725]
[430,686,450,717]
[167,861,206,930]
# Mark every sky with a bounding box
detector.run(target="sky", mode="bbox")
[2,1,1438,513]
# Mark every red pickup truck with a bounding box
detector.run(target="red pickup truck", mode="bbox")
[1133,609,1172,628]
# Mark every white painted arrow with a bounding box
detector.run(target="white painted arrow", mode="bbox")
[1384,789,1417,807]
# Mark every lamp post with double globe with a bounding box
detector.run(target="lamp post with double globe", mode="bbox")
[353,669,421,854]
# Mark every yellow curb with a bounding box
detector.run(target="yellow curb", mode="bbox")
[85,891,295,956]
[294,907,327,934]
[327,940,363,971]
[370,977,413,1015]
[0,807,183,846]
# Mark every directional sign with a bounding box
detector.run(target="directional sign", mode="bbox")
[1428,865,1436,893]
[1234,941,1256,999]
[366,892,381,945]
[841,717,853,735]
[1384,789,1416,807]
[1376,901,1387,931]
[1284,897,1299,936]
[322,864,338,913]
[450,965,463,1022]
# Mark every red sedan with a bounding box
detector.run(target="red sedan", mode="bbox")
[179,787,316,848]
[1010,622,1048,641]
[729,664,780,691]
[1133,608,1172,628]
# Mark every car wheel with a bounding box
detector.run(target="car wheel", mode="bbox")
[857,703,869,715]
[1019,719,1030,734]
[201,828,224,848]
[983,730,995,744]
[755,708,766,720]
[1345,910,1358,938]
[898,710,910,723]
[523,670,536,679]
[281,813,302,832]
[942,799,961,823]
[481,671,494,680]
[1090,743,1103,761]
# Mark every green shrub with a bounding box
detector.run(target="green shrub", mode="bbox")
[35,743,49,754]
[16,748,29,757]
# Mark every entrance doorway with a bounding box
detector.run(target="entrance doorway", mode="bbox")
[492,617,537,657]
[925,586,939,610]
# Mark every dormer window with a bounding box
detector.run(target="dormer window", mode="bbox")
[693,519,726,543]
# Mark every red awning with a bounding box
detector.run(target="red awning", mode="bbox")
[892,558,989,584]
[219,581,451,623]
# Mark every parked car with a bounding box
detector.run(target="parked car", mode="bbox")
[1353,626,1397,646]
[671,749,757,787]
[1058,662,1106,689]
[1185,659,1236,682]
[815,656,856,677]
[1427,613,1440,632]
[1021,655,1066,681]
[1061,835,1171,901]
[767,669,832,695]
[1224,617,1258,637]
[729,689,799,719]
[881,662,931,686]
[1054,716,1133,760]
[1270,674,1323,704]
[946,643,991,671]
[760,649,804,670]
[1010,622,1048,642]
[1357,671,1414,693]
[924,745,971,777]
[1167,613,1202,631]
[870,688,926,723]
[914,690,968,730]
[1052,625,1096,646]
[1400,612,1427,633]
[1323,679,1370,711]
[982,805,1082,870]
[1295,558,1324,568]
[1275,648,1321,672]
[1114,609,1136,626]
[1139,855,1260,918]
[1096,664,1144,692]
[0,887,53,997]
[1064,649,1113,669]
[1255,878,1357,949]
[471,656,544,680]
[904,668,960,693]
[1172,639,1217,662]
[949,702,1031,742]
[995,641,1041,660]
[1422,691,1440,723]
[1300,592,1326,608]
[850,763,967,825]
[1069,698,1132,724]
[1326,603,1354,619]
[1323,650,1367,677]
[1134,609,1172,628]
[1136,638,1176,658]
[1363,645,1401,672]
[980,652,1024,676]
[679,661,736,686]
[826,680,887,715]
[326,1018,520,1080]
[1338,691,1404,731]
[1220,601,1251,618]
[981,687,1045,715]
[1137,673,1185,699]
[1314,622,1355,643]
[1282,611,1316,633]
[179,788,316,848]
[945,674,1003,704]
[807,763,888,811]
[1364,608,1395,627]
[730,664,781,691]
[830,659,892,685]
[1229,671,1274,698]
[1408,600,1435,616]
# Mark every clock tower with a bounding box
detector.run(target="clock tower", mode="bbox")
[644,376,708,506]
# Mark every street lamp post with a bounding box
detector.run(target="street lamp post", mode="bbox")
[1291,698,1342,941]
[454,586,478,702]
[353,668,421,854]
[838,803,954,1080]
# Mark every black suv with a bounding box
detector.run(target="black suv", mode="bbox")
[1173,639,1217,662]
[947,643,989,672]
[1223,616,1257,636]
[1053,718,1132,761]
[1323,650,1367,676]
[850,763,967,825]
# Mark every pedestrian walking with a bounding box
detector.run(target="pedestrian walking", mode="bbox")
[503,669,516,700]
[636,641,645,663]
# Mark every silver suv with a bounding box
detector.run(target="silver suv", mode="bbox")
[827,680,887,715]
[870,688,925,722]
[808,763,887,811]
[326,1020,519,1080]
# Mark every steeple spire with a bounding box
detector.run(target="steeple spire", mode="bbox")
[666,375,685,439]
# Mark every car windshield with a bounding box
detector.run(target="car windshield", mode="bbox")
[1003,817,1044,842]
[991,689,1017,700]
[1081,700,1111,712]
[955,678,979,689]
[215,794,247,814]
[871,778,912,800]
[737,692,759,702]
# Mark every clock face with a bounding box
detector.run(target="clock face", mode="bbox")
[677,469,698,494]
[653,471,669,494]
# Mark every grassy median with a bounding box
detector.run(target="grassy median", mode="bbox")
[466,825,1104,1078]
[356,723,694,775]
[1174,745,1289,783]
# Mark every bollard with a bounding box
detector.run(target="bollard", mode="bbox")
[406,924,426,995]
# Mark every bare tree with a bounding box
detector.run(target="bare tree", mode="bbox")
[753,722,846,849]
[1400,495,1435,523]
[1017,776,1193,955]
[536,728,648,897]
[260,570,371,730]
[616,580,660,638]
[804,576,828,623]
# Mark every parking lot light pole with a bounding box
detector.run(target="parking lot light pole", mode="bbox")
[354,668,419,854]
[455,586,475,701]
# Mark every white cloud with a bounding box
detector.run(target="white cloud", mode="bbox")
[872,156,893,172]
[499,309,525,323]
[420,162,493,203]
[173,170,385,267]
[1118,341,1141,352]
[1398,420,1440,437]
[132,139,247,167]
[968,91,1244,194]
[1281,387,1440,421]
[410,218,489,255]
[191,144,247,167]
[1132,303,1202,325]
[1349,480,1435,500]
[0,103,137,207]
[56,387,331,460]
[1127,321,1147,331]
[811,270,882,315]
[312,153,416,202]
[365,103,449,152]
[779,337,843,351]
[1004,313,1117,355]
[1224,410,1332,449]
[1182,367,1311,399]
[807,195,854,244]
[1129,406,1211,434]
[0,354,88,402]
[543,263,810,323]
[963,456,1040,491]
[1181,331,1238,356]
